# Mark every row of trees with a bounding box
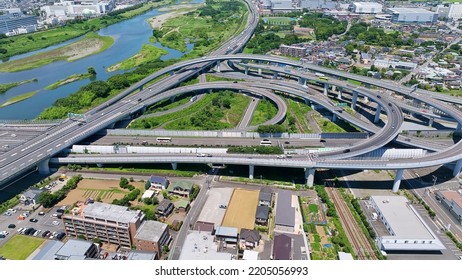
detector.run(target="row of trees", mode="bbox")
[298,13,347,40]
[227,146,283,154]
[38,175,83,208]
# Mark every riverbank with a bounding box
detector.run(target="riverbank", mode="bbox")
[0,33,114,72]
[0,78,38,94]
[0,91,38,108]
[45,73,95,90]
[106,44,169,72]
[0,0,175,61]
[148,4,202,29]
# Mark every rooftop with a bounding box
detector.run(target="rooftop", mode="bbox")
[438,190,462,208]
[135,221,168,243]
[370,196,434,239]
[32,240,65,260]
[275,190,295,227]
[273,234,292,260]
[338,252,354,260]
[174,199,190,209]
[256,205,270,220]
[179,231,232,260]
[215,226,238,237]
[388,8,435,14]
[82,202,142,224]
[149,175,168,185]
[240,229,260,243]
[242,250,259,260]
[55,239,95,260]
[168,181,194,192]
[127,251,157,260]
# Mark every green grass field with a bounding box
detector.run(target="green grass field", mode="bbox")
[0,235,45,260]
[286,98,313,133]
[250,99,278,125]
[0,91,38,108]
[107,44,168,72]
[263,17,294,25]
[45,73,93,90]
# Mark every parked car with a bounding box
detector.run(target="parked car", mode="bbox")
[29,218,38,223]
[8,224,16,229]
[56,232,66,240]
[42,230,50,238]
[0,234,5,239]
[38,212,45,216]
[52,221,60,226]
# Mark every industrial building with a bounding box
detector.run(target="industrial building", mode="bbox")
[299,0,336,10]
[370,196,444,251]
[350,2,382,14]
[54,239,99,260]
[0,14,38,35]
[435,190,462,224]
[133,220,171,255]
[62,202,145,249]
[41,0,115,18]
[436,4,462,20]
[373,59,418,70]
[387,8,437,23]
[270,0,298,12]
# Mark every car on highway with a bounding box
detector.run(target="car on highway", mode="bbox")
[196,153,207,157]
[29,218,38,223]
[276,155,286,159]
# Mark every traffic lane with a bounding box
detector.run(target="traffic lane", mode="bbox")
[85,135,361,148]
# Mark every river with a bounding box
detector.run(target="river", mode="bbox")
[0,0,201,120]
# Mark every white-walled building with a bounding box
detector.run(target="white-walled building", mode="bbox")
[41,0,116,18]
[448,4,462,20]
[350,2,382,14]
[387,8,437,23]
[370,196,444,251]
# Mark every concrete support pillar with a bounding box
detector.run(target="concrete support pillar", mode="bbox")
[272,72,278,80]
[170,95,176,102]
[392,169,404,193]
[244,66,249,75]
[332,114,338,122]
[305,168,315,187]
[453,159,462,177]
[457,123,462,130]
[169,70,174,76]
[298,77,306,85]
[139,85,143,91]
[258,68,262,75]
[37,159,50,175]
[208,89,213,94]
[140,106,147,114]
[249,164,254,179]
[96,163,103,168]
[171,162,177,170]
[363,96,369,103]
[304,99,310,105]
[374,104,382,124]
[215,61,221,73]
[323,83,328,96]
[351,91,358,110]
[332,85,336,92]
[428,117,434,127]
[337,88,342,100]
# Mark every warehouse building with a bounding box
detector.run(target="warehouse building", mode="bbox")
[435,190,462,224]
[350,2,382,14]
[370,196,444,251]
[387,8,437,23]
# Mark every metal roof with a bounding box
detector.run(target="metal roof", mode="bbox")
[32,240,65,260]
[275,190,295,227]
[215,226,238,237]
[55,239,94,259]
[273,234,292,260]
[83,202,142,224]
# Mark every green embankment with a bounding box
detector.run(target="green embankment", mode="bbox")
[0,91,38,108]
[45,73,95,90]
[0,33,114,72]
[250,99,278,125]
[0,0,174,60]
[0,78,37,94]
[130,91,250,130]
[107,44,169,72]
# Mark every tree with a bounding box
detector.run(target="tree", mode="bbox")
[38,192,57,208]
[144,197,152,205]
[87,67,97,76]
[144,180,151,190]
[152,197,159,205]
[119,177,129,188]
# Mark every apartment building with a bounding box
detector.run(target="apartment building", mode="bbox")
[63,202,145,249]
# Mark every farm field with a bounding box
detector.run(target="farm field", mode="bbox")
[221,189,259,230]
[57,178,144,206]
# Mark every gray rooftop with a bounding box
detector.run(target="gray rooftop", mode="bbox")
[388,7,435,14]
[134,221,168,243]
[275,190,295,227]
[215,226,238,237]
[55,239,95,259]
[259,192,272,202]
[371,196,434,239]
[83,202,142,224]
[256,205,269,220]
[127,251,157,260]
[32,240,64,260]
[179,231,232,260]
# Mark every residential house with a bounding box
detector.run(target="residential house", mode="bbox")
[259,188,272,206]
[20,188,44,207]
[174,199,190,213]
[167,181,194,198]
[255,205,270,225]
[149,176,169,191]
[273,234,292,260]
[239,229,261,249]
[156,199,173,218]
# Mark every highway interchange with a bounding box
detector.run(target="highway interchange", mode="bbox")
[1,0,462,194]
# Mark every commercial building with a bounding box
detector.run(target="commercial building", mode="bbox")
[350,2,382,14]
[370,196,444,251]
[373,59,417,70]
[0,14,37,35]
[271,0,298,12]
[387,8,437,23]
[54,239,99,260]
[41,0,115,18]
[299,0,336,10]
[62,202,145,249]
[435,190,462,224]
[133,221,171,255]
[275,190,295,232]
[449,4,462,20]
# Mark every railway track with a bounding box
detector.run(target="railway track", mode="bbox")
[324,180,378,260]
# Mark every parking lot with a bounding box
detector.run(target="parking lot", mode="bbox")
[0,205,66,247]
[196,188,233,226]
